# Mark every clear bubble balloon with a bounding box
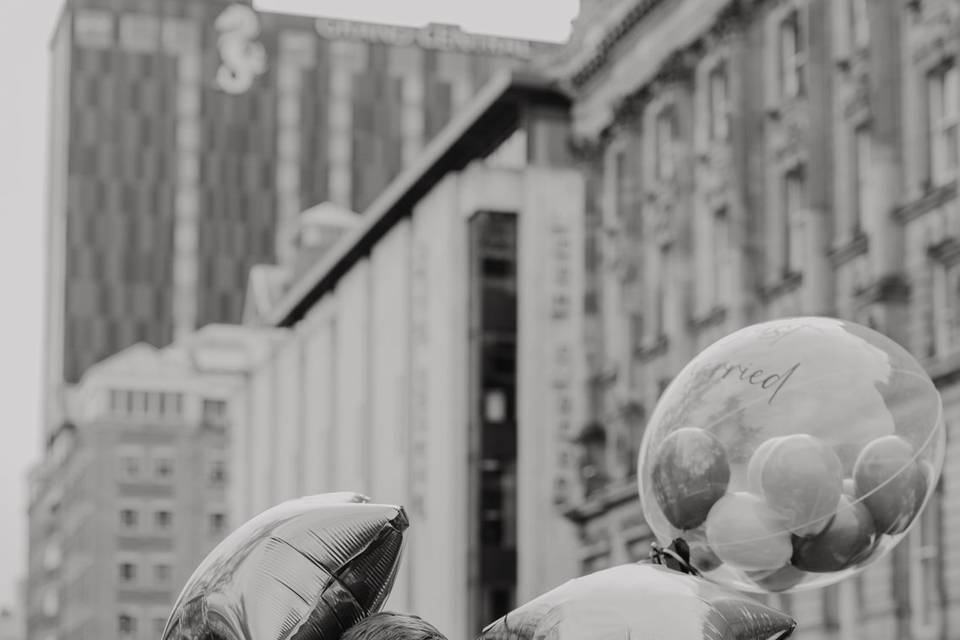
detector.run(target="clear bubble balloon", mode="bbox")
[638,317,945,593]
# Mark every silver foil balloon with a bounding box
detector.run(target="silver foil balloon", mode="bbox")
[163,493,408,640]
[478,563,796,640]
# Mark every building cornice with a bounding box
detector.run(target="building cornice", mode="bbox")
[569,0,760,88]
[575,0,759,142]
[569,0,669,88]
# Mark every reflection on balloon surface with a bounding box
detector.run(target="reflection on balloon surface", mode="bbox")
[477,564,796,640]
[162,493,407,640]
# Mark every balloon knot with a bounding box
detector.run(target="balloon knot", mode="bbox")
[649,538,701,577]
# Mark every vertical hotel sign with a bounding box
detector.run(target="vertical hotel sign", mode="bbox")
[408,234,430,518]
[517,166,585,596]
[549,214,577,504]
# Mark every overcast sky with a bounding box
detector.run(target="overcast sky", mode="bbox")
[0,0,575,612]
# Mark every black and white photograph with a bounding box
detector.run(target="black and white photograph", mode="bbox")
[1,1,958,639]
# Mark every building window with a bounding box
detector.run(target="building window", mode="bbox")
[154,457,173,478]
[928,64,959,187]
[704,206,731,310]
[155,510,172,530]
[653,243,672,338]
[852,125,871,237]
[655,106,678,181]
[209,513,226,535]
[42,542,62,571]
[708,61,731,142]
[41,590,58,617]
[629,313,644,352]
[120,508,138,529]
[160,392,184,418]
[781,165,807,275]
[209,460,227,485]
[119,562,136,583]
[612,147,630,223]
[131,390,148,417]
[932,259,960,357]
[109,390,126,414]
[154,563,171,583]
[483,390,507,423]
[118,614,136,636]
[202,399,228,426]
[849,0,869,50]
[779,9,806,99]
[120,455,140,478]
[576,423,608,498]
[909,479,944,638]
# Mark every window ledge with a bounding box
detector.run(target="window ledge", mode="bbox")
[561,477,639,525]
[927,236,960,266]
[634,334,669,362]
[853,273,911,304]
[760,270,803,301]
[894,181,957,224]
[688,305,728,333]
[830,232,869,267]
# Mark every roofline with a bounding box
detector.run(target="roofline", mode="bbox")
[569,0,667,88]
[257,10,565,51]
[269,69,570,327]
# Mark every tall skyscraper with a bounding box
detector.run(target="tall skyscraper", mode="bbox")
[43,0,555,435]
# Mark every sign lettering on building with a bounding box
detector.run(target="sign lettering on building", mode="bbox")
[315,18,535,59]
[408,245,430,517]
[215,4,268,95]
[548,221,577,502]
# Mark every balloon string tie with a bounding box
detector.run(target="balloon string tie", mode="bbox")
[649,538,702,577]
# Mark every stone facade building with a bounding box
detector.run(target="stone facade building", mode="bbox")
[555,1,960,639]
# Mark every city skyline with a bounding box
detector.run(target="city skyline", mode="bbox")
[0,0,577,612]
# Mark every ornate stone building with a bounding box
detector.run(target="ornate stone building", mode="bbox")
[555,1,960,638]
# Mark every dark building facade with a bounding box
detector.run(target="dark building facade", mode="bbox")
[43,0,554,434]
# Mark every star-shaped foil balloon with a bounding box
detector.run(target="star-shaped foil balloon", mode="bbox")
[162,493,408,640]
[477,563,796,640]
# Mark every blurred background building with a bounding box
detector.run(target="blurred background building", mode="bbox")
[554,0,960,639]
[41,0,554,437]
[26,325,283,640]
[0,609,23,640]
[33,1,555,639]
[227,72,581,639]
[27,0,960,640]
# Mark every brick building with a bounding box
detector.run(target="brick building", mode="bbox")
[553,0,960,638]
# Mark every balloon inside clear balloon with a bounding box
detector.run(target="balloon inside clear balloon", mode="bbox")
[637,317,945,594]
